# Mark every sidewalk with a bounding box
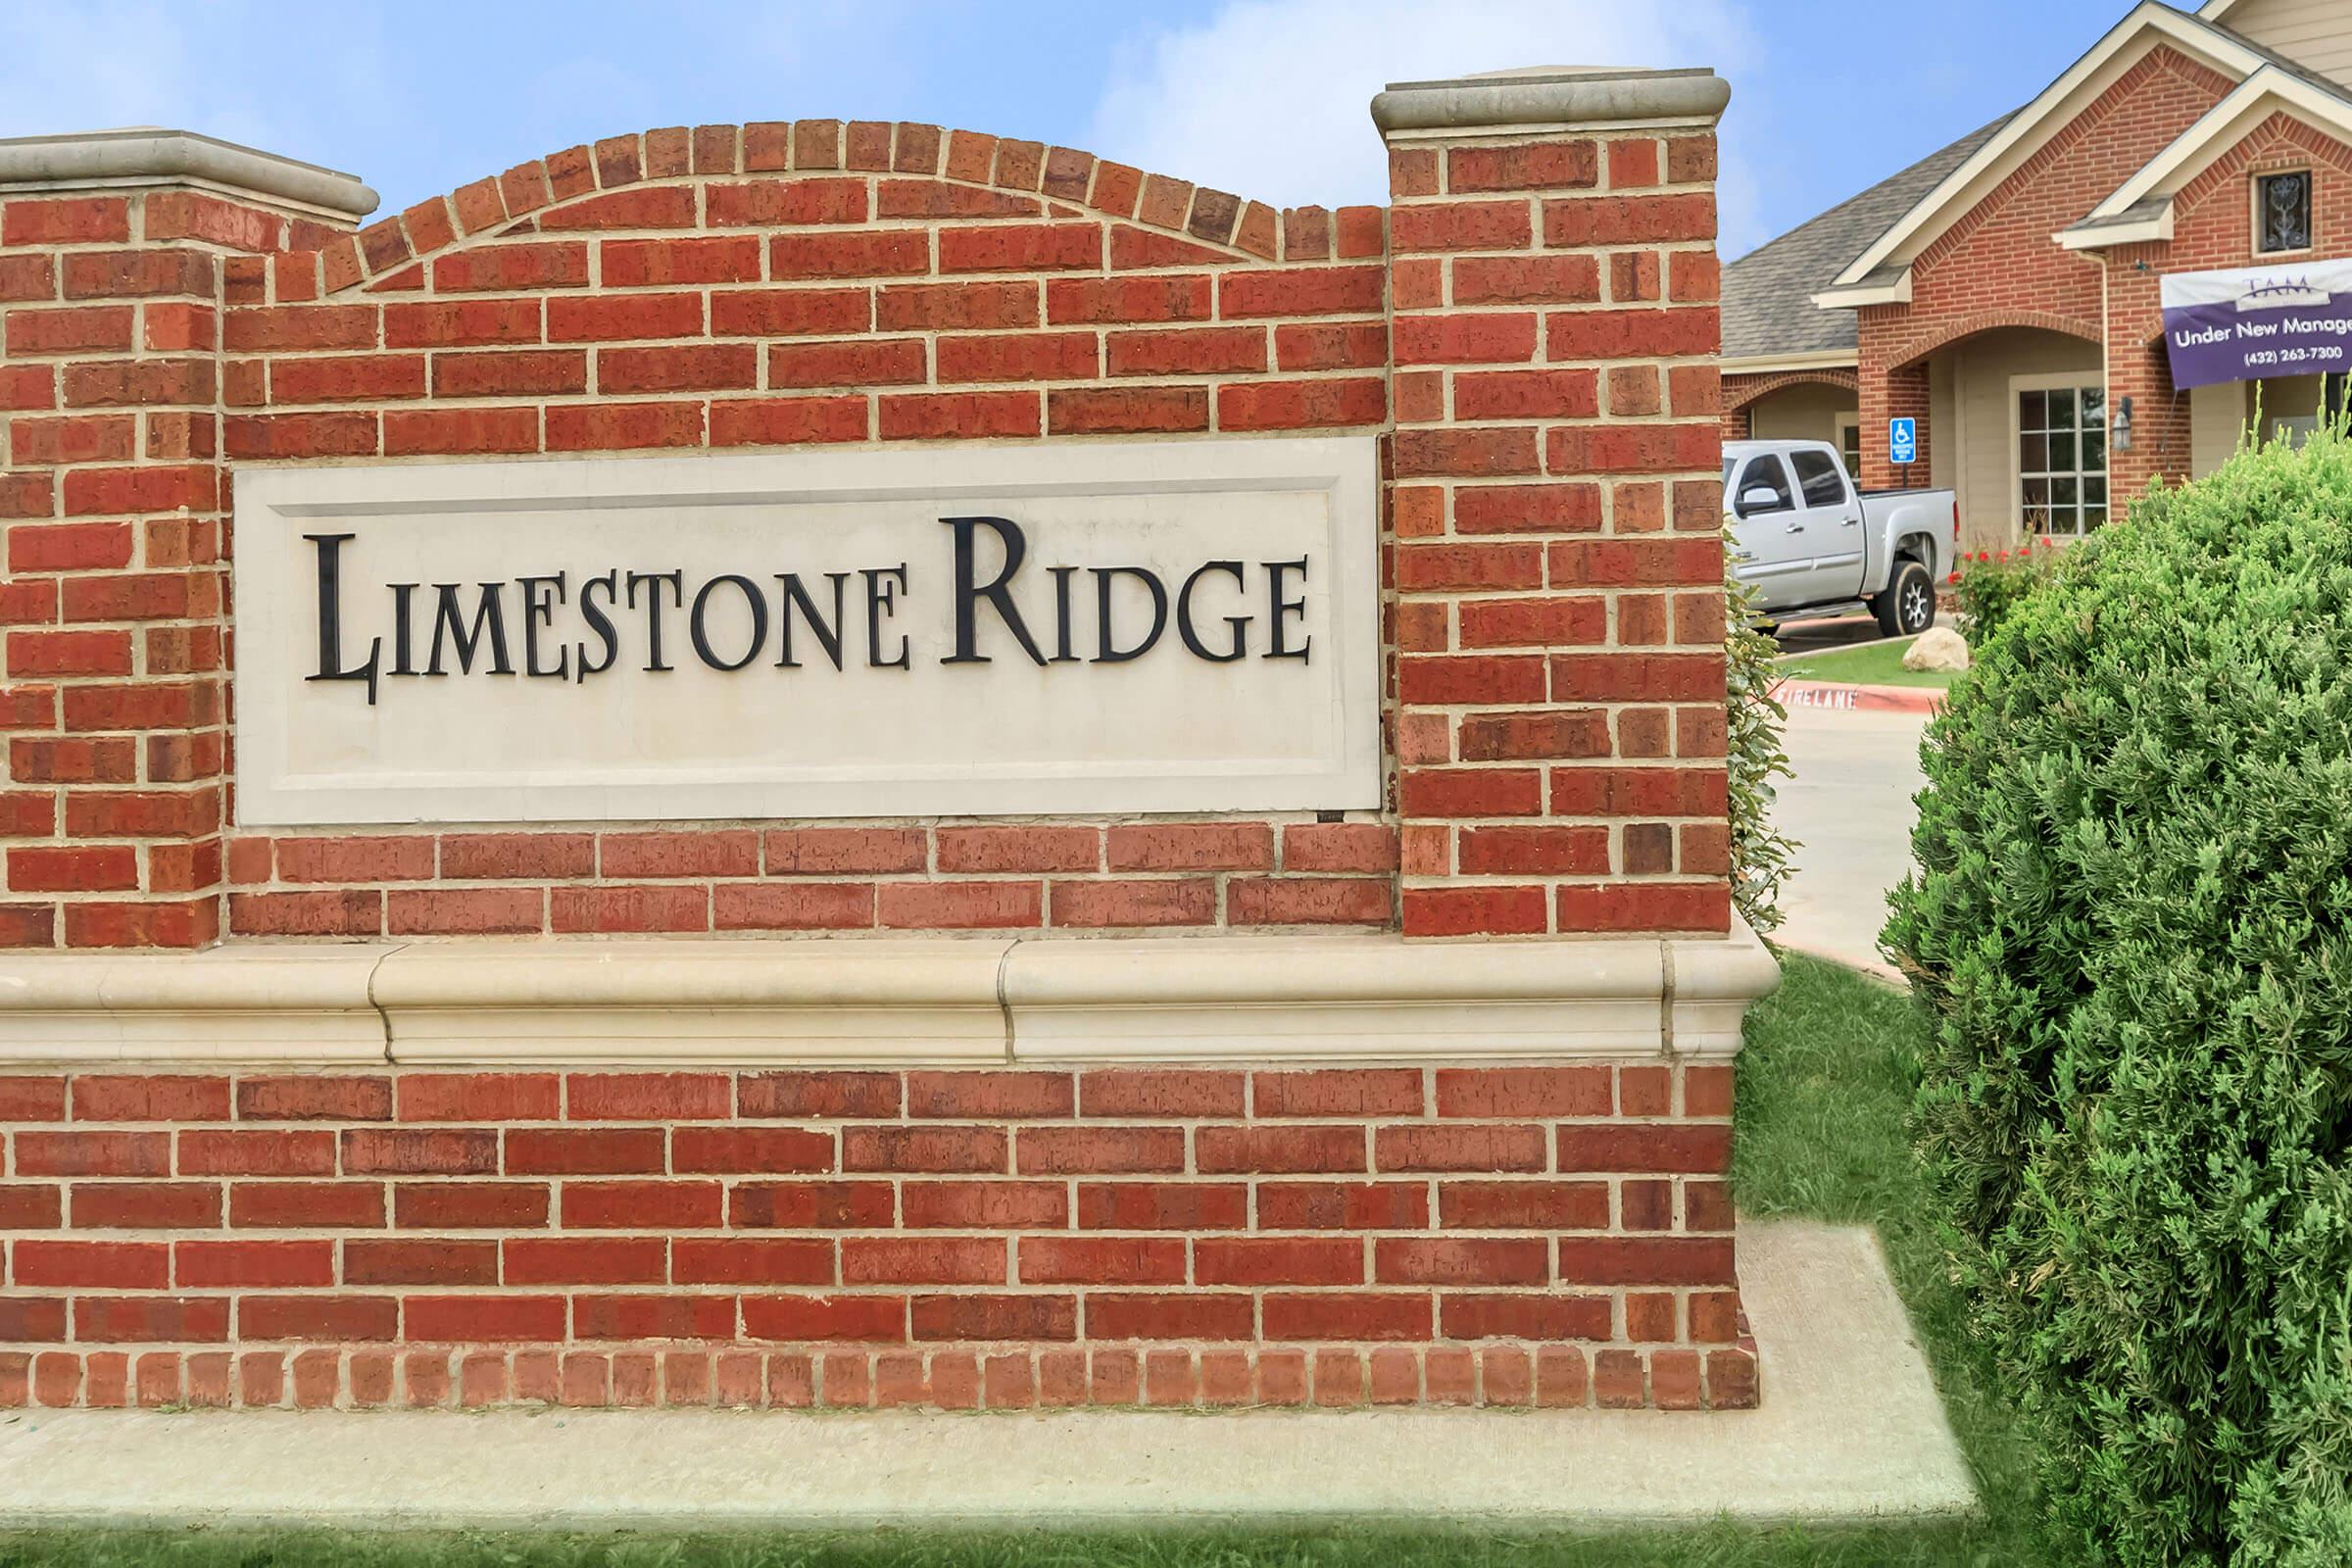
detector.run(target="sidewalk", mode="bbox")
[1773,702,1933,977]
[0,1222,1972,1529]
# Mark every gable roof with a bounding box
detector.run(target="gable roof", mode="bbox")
[1816,2,2278,305]
[2062,60,2352,246]
[1722,118,2004,364]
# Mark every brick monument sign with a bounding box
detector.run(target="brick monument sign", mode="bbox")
[0,67,1772,1413]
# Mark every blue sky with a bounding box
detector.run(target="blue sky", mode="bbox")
[1,0,2126,260]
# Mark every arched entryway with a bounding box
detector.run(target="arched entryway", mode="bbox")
[1723,368,1861,474]
[1889,318,2105,553]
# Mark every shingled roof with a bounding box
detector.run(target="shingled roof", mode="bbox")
[1722,117,2007,363]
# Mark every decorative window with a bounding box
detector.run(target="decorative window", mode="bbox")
[2257,170,2312,254]
[2017,381,2108,537]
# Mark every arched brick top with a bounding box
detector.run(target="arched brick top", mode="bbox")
[1889,310,2103,369]
[2174,112,2352,220]
[263,122,1364,303]
[1721,368,1858,411]
[3,104,1733,950]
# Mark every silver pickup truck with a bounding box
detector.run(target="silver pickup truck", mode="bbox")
[1724,438,1957,637]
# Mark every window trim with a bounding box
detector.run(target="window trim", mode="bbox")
[1833,413,1862,479]
[2010,370,2109,540]
[2252,167,2314,256]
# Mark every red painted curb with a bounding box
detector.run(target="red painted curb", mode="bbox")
[1769,679,1944,715]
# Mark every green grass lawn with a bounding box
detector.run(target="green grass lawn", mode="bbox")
[0,1516,2024,1568]
[1773,637,1956,690]
[0,959,2049,1568]
[1728,957,2043,1565]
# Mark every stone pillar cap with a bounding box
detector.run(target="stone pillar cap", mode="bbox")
[0,126,378,220]
[1372,66,1729,135]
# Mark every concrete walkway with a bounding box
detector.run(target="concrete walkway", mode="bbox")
[1774,702,1932,978]
[0,1220,1974,1529]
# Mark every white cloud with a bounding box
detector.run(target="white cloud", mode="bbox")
[1088,0,1754,217]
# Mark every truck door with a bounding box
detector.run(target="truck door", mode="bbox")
[1787,446,1865,603]
[1726,452,1808,611]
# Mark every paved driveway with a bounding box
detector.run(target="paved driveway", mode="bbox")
[1770,610,1893,657]
[1771,702,1931,976]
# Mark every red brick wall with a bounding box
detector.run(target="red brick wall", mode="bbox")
[1386,131,1730,938]
[0,107,1747,1414]
[0,190,336,950]
[2104,112,2352,499]
[1856,348,1932,493]
[0,1062,1755,1412]
[0,116,1734,946]
[1905,48,2230,344]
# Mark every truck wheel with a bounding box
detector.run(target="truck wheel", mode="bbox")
[1874,560,1936,638]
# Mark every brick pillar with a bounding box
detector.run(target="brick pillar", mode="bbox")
[1857,332,1930,492]
[2102,249,2185,511]
[1376,69,1733,938]
[0,132,374,947]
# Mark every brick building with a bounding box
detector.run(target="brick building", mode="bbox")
[1722,0,2352,550]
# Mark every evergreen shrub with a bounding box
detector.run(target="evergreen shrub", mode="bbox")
[1884,426,2352,1566]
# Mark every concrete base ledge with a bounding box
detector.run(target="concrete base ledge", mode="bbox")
[0,127,379,220]
[1372,68,1732,136]
[0,925,1777,1067]
[0,1223,1973,1527]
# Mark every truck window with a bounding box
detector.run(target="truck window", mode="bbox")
[1733,455,1794,515]
[1788,448,1848,509]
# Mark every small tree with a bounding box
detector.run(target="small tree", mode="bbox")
[1726,538,1795,937]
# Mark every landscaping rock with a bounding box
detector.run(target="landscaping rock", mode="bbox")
[1902,627,1970,672]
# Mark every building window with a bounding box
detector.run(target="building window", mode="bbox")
[1835,415,1861,479]
[2257,170,2312,254]
[2249,373,2352,449]
[2017,382,2108,537]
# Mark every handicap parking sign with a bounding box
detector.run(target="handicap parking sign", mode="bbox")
[1888,417,1917,466]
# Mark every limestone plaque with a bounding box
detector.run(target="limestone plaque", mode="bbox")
[232,437,1380,825]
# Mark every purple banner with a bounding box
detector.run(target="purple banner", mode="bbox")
[2161,261,2352,390]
